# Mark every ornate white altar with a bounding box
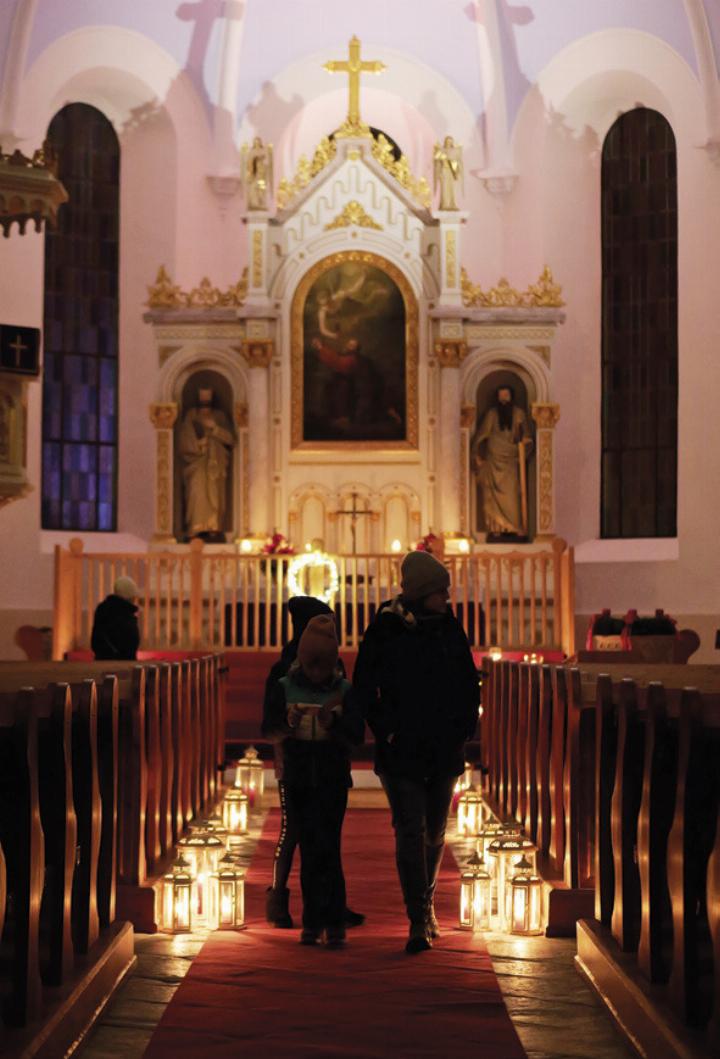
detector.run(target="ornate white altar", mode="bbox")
[143,39,565,554]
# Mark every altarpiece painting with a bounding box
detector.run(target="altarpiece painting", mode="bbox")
[291,251,418,448]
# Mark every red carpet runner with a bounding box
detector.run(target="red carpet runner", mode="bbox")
[143,809,527,1058]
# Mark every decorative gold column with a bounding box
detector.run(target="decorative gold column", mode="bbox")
[149,402,178,542]
[0,377,31,509]
[531,402,560,538]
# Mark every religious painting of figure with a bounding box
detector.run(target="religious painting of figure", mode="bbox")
[292,252,417,448]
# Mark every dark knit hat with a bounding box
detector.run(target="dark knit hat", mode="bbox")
[288,595,333,640]
[400,550,450,602]
[297,614,339,676]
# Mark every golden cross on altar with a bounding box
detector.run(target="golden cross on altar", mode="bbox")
[323,35,385,136]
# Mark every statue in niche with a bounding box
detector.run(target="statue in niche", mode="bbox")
[177,387,235,542]
[471,385,532,541]
[241,136,273,210]
[433,135,463,210]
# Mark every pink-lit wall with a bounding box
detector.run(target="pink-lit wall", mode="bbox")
[0,5,719,660]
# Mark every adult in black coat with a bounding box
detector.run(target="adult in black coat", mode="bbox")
[91,577,141,660]
[261,596,363,929]
[351,550,479,953]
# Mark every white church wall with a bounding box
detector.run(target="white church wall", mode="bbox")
[508,29,720,655]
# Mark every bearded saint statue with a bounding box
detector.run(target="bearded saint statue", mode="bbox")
[471,385,532,538]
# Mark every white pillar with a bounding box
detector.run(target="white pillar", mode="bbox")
[245,213,271,307]
[245,342,272,534]
[436,341,468,533]
[435,211,468,308]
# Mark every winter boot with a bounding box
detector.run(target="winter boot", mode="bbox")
[266,886,293,928]
[343,906,365,927]
[325,924,347,949]
[405,921,432,954]
[300,926,320,945]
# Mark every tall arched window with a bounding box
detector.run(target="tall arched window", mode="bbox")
[601,107,678,538]
[42,103,119,531]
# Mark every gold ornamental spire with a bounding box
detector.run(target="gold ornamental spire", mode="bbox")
[324,35,385,137]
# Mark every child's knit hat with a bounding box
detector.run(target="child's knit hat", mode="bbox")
[400,551,450,602]
[297,614,338,675]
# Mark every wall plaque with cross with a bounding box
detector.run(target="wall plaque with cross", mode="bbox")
[0,325,41,376]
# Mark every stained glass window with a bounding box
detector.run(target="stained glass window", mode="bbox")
[41,103,119,531]
[601,107,678,538]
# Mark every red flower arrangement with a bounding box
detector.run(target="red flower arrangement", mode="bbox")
[415,532,443,558]
[261,532,295,556]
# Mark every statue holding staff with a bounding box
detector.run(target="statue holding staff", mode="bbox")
[471,385,532,539]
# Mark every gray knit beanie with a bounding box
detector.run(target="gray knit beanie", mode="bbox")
[400,550,450,602]
[114,576,140,601]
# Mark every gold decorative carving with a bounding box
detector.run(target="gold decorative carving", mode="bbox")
[445,230,457,287]
[0,140,68,236]
[324,200,382,231]
[291,250,419,450]
[371,134,431,209]
[434,340,467,368]
[234,403,249,428]
[242,339,274,368]
[323,36,385,138]
[536,430,553,532]
[460,404,476,429]
[531,402,561,430]
[276,136,336,208]
[156,430,172,534]
[528,344,551,366]
[531,403,560,534]
[149,402,178,430]
[146,266,248,309]
[252,230,263,287]
[460,265,565,309]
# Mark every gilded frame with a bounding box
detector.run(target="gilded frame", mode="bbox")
[291,250,418,450]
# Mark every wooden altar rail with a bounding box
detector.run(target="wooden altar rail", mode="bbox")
[0,671,133,1056]
[53,537,575,658]
[0,655,225,934]
[482,659,720,1055]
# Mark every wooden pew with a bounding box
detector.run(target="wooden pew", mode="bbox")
[0,675,133,1058]
[576,674,720,1059]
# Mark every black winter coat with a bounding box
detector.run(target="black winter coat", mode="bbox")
[351,597,479,780]
[91,595,140,660]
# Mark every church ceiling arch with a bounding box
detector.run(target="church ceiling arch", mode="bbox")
[17,26,201,145]
[523,28,704,145]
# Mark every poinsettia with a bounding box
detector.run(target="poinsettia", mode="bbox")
[262,532,295,555]
[416,532,440,553]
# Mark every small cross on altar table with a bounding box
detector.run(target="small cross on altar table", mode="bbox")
[334,491,374,556]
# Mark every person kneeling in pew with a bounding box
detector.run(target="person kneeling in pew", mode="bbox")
[91,577,140,661]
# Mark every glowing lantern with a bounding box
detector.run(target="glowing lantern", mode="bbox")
[506,855,544,935]
[488,646,503,662]
[459,849,492,932]
[456,787,484,838]
[161,854,193,934]
[522,652,544,665]
[196,811,230,849]
[178,831,224,926]
[488,835,536,924]
[223,786,249,835]
[235,745,265,809]
[209,853,246,930]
